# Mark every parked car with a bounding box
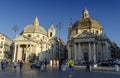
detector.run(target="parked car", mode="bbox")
[80,61,87,65]
[114,60,120,65]
[30,61,41,69]
[98,60,115,66]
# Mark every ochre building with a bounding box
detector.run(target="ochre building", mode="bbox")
[67,9,112,64]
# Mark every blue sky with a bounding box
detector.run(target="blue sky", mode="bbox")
[0,0,120,46]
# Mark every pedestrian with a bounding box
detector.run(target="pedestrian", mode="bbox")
[40,60,45,71]
[13,61,17,70]
[1,60,3,70]
[19,60,23,71]
[69,58,74,77]
[44,59,47,71]
[2,60,6,71]
[59,59,62,71]
[86,61,90,72]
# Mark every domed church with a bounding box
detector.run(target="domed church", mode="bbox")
[13,17,56,62]
[67,8,112,64]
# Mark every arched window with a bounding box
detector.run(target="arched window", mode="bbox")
[50,32,52,37]
[28,34,31,37]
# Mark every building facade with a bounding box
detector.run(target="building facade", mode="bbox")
[67,9,113,64]
[0,33,13,60]
[12,17,67,62]
[48,24,67,60]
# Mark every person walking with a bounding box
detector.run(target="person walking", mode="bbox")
[2,60,6,71]
[69,58,74,77]
[1,60,3,70]
[44,59,47,71]
[40,60,45,72]
[86,61,90,72]
[13,61,17,70]
[59,59,62,71]
[19,60,23,71]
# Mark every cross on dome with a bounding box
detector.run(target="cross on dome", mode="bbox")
[33,16,39,25]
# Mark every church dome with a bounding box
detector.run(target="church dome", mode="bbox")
[73,18,102,29]
[21,17,47,35]
[72,8,102,29]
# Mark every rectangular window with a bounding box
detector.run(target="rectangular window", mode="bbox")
[0,45,3,48]
[1,37,4,40]
[76,29,78,34]
[96,30,98,34]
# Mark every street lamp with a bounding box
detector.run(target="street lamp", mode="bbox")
[56,22,63,59]
[56,22,63,70]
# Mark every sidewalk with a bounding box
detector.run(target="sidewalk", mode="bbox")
[75,65,120,72]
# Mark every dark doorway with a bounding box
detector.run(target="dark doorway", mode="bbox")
[84,52,88,61]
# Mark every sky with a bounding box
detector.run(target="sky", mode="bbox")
[0,0,120,46]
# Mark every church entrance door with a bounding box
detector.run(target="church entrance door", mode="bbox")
[84,52,88,61]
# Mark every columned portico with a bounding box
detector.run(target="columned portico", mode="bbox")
[13,43,36,62]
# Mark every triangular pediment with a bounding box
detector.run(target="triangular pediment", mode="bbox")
[76,32,95,38]
[15,35,28,41]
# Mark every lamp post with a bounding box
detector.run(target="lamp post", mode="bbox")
[12,25,18,62]
[56,22,63,59]
[56,22,63,70]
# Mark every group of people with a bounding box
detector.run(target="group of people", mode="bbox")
[13,60,23,71]
[1,60,23,71]
[1,60,7,71]
[58,58,92,77]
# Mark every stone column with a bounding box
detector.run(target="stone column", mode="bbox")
[74,43,77,61]
[93,43,96,64]
[71,45,73,59]
[78,43,82,61]
[13,44,17,62]
[30,44,32,54]
[33,45,36,54]
[17,44,21,61]
[25,44,28,62]
[89,42,92,62]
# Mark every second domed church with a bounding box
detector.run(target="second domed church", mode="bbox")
[67,8,112,64]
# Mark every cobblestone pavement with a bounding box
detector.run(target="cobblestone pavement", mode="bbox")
[0,65,120,78]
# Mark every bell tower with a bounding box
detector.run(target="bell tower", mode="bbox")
[82,8,89,18]
[48,24,56,39]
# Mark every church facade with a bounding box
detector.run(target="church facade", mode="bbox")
[67,9,112,64]
[12,17,65,62]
